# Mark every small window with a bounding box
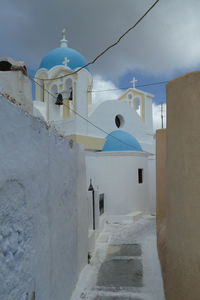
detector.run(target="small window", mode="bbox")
[99,193,104,215]
[138,169,143,184]
[115,114,124,128]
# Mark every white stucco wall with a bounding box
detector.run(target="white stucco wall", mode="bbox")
[0,71,33,113]
[85,151,150,217]
[0,96,89,300]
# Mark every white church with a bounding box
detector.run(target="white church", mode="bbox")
[34,29,156,227]
[0,29,157,299]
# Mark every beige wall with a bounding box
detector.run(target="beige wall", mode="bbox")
[156,129,167,285]
[165,71,200,300]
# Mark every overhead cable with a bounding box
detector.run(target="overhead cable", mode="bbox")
[35,0,160,81]
[29,77,156,149]
[31,76,152,150]
[89,80,168,93]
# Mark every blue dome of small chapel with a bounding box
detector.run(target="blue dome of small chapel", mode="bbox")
[102,130,143,152]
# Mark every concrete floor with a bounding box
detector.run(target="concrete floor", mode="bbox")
[71,216,165,300]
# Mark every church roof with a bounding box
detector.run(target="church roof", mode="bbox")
[102,130,143,152]
[39,47,88,71]
[39,29,88,71]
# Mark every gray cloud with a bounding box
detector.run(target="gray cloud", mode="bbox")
[1,0,200,78]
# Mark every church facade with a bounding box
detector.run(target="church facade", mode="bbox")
[34,30,156,227]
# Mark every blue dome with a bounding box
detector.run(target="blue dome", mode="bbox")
[39,47,88,71]
[102,130,143,152]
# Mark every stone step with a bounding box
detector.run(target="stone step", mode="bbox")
[104,211,143,225]
[91,290,147,300]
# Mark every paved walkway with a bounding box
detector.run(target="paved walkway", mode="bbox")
[71,216,165,300]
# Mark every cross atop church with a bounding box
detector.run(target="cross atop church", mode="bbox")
[130,77,138,89]
[60,28,68,48]
[62,57,70,68]
[62,28,67,41]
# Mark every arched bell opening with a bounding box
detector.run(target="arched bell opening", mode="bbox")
[55,93,63,105]
[0,61,12,71]
[133,96,142,118]
[64,78,73,100]
[49,84,62,121]
[63,78,74,118]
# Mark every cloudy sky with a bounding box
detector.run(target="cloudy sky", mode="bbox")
[0,0,199,128]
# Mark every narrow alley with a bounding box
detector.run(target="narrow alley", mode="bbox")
[71,216,165,300]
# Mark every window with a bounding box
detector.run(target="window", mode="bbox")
[115,114,124,128]
[138,169,143,184]
[99,194,104,215]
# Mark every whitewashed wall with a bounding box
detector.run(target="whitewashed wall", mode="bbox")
[0,96,89,300]
[0,71,33,113]
[85,151,150,217]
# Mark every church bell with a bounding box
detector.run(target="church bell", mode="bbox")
[55,93,63,105]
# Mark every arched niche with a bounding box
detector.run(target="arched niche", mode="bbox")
[63,78,74,118]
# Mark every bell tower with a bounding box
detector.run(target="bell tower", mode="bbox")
[34,29,93,136]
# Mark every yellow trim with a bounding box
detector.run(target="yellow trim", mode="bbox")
[63,99,71,118]
[68,134,105,150]
[118,89,146,101]
[73,82,77,113]
[140,95,145,121]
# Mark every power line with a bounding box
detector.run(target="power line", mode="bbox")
[31,76,148,150]
[31,0,160,143]
[35,0,160,82]
[89,80,168,93]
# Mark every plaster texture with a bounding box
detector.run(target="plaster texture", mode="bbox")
[164,71,200,299]
[0,96,89,300]
[147,156,156,214]
[156,129,167,283]
[0,70,33,113]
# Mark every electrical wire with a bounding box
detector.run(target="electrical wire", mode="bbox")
[31,76,154,150]
[35,0,160,82]
[89,80,168,93]
[31,0,161,145]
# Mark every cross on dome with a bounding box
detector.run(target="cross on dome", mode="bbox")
[62,28,66,40]
[62,57,70,67]
[130,77,138,89]
[60,28,68,48]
